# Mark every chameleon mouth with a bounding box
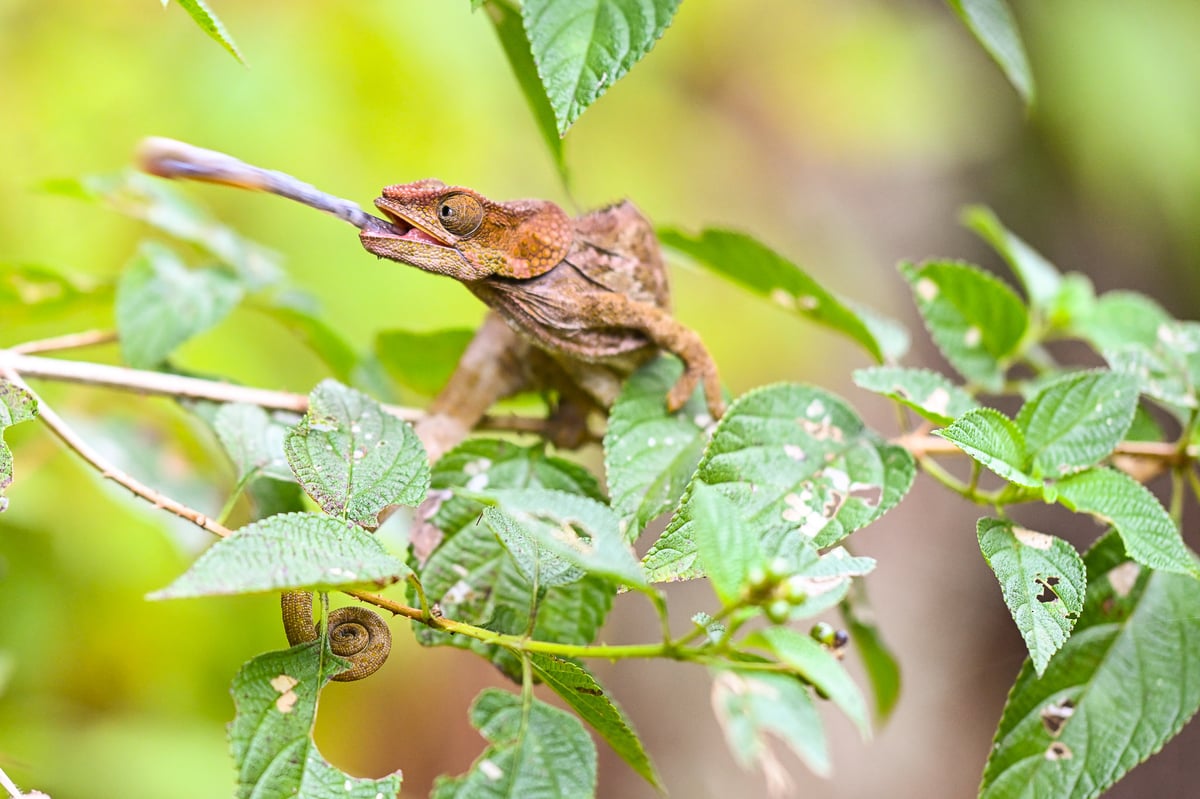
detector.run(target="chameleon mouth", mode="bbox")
[370,199,452,248]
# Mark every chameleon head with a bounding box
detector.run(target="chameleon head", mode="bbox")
[361,180,573,281]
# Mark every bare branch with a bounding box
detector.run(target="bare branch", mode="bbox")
[0,350,573,437]
[11,329,118,355]
[0,366,232,539]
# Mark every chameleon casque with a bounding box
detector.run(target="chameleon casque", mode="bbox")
[137,138,724,680]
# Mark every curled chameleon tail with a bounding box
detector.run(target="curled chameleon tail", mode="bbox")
[280,592,392,682]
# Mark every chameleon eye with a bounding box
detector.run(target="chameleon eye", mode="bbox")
[436,193,484,237]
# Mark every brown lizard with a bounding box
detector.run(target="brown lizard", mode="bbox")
[360,180,725,459]
[137,138,725,679]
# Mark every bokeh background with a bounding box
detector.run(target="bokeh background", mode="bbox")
[2,0,1199,796]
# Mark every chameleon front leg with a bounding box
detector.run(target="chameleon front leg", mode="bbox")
[415,310,532,462]
[580,294,725,419]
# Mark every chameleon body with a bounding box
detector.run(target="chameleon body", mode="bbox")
[360,181,724,459]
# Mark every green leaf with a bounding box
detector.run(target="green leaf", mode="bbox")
[417,440,611,678]
[1104,320,1200,418]
[432,439,603,505]
[469,488,646,588]
[690,481,760,606]
[935,408,1040,489]
[245,475,306,519]
[961,206,1060,309]
[977,518,1086,676]
[0,382,38,431]
[522,0,681,135]
[1045,274,1097,333]
[945,0,1034,105]
[0,263,113,333]
[839,585,901,723]
[285,380,429,527]
[604,356,709,537]
[901,260,1029,391]
[746,627,870,738]
[486,0,567,182]
[375,328,474,397]
[1125,403,1164,443]
[661,228,889,362]
[767,546,877,622]
[214,403,296,483]
[1055,468,1198,577]
[170,0,245,65]
[529,655,661,789]
[149,512,409,599]
[644,384,914,583]
[1016,370,1139,478]
[853,366,979,425]
[482,506,587,588]
[0,381,39,513]
[419,521,614,678]
[847,299,911,362]
[115,242,243,369]
[45,172,282,289]
[711,669,830,779]
[980,533,1200,799]
[431,688,596,798]
[229,639,401,799]
[1072,290,1170,353]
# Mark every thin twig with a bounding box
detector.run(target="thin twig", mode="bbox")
[892,431,1192,464]
[0,350,555,435]
[11,329,118,355]
[1,351,371,417]
[1,365,444,629]
[0,764,24,799]
[0,367,232,539]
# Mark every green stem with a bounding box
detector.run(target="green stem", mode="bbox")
[644,588,673,646]
[966,460,981,495]
[521,651,534,711]
[407,574,432,620]
[216,471,256,526]
[1169,466,1185,525]
[1187,466,1200,505]
[434,615,680,660]
[916,455,1000,506]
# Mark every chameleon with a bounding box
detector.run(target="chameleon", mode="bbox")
[360,179,725,459]
[137,138,725,679]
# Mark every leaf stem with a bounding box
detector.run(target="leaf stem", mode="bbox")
[1169,466,1185,525]
[406,574,432,620]
[216,471,256,526]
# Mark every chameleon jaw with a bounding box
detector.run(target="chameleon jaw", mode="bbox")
[371,198,453,248]
[360,198,492,279]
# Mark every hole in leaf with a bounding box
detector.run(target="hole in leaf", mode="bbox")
[1040,698,1076,737]
[848,484,882,506]
[1045,742,1073,760]
[1035,575,1060,603]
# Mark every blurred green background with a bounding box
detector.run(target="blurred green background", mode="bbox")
[2,1,1199,796]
